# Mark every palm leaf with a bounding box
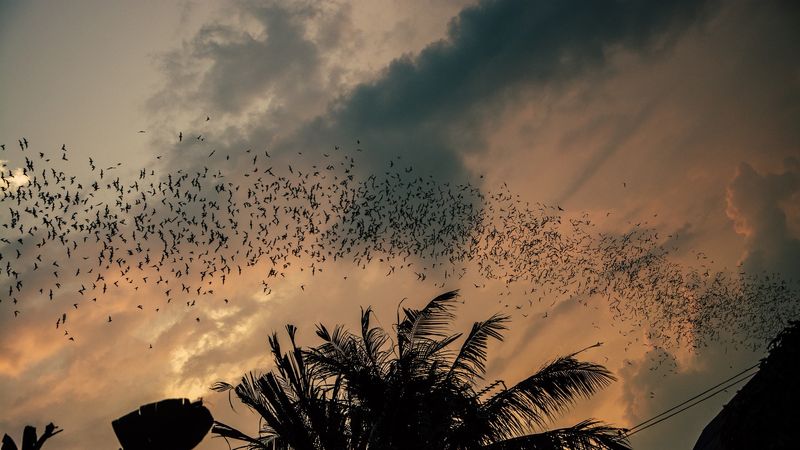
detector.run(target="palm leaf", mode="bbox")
[397,290,460,357]
[307,323,366,381]
[480,420,630,450]
[360,306,391,373]
[211,420,273,450]
[448,314,509,384]
[481,356,616,438]
[212,292,625,450]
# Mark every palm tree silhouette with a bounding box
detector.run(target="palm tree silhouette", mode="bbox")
[212,291,630,449]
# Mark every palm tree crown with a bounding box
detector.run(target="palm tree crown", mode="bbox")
[213,291,630,450]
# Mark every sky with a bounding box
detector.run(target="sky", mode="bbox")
[1,0,799,449]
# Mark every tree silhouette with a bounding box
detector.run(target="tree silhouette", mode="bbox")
[1,423,61,450]
[212,291,630,449]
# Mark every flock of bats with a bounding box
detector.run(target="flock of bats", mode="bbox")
[1,134,797,356]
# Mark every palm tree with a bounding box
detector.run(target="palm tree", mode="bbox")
[212,291,630,450]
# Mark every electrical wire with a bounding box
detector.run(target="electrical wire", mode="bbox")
[623,361,760,435]
[623,363,760,438]
[625,371,755,437]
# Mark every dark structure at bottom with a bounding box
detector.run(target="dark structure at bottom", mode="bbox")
[112,398,213,450]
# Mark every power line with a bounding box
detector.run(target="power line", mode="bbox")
[625,361,760,434]
[623,361,761,437]
[625,371,756,437]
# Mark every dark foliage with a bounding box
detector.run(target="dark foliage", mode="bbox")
[212,291,630,450]
[1,423,61,450]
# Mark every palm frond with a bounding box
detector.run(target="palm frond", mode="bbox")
[475,379,507,400]
[211,381,238,412]
[481,356,616,438]
[448,314,509,384]
[308,323,366,381]
[360,306,391,373]
[211,420,273,450]
[397,290,460,357]
[213,292,622,450]
[275,326,351,450]
[211,381,235,392]
[230,350,319,450]
[480,420,630,450]
[407,332,463,366]
[230,374,289,445]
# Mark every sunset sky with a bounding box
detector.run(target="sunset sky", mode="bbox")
[1,1,799,449]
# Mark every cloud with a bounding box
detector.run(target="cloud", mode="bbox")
[286,0,713,178]
[0,160,29,189]
[151,0,714,182]
[193,5,321,113]
[726,158,800,279]
[12,2,796,449]
[147,0,347,128]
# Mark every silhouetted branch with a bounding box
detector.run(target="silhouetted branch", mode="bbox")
[1,423,61,450]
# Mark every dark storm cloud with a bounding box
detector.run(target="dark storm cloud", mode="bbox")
[289,0,713,178]
[153,0,713,180]
[335,0,710,128]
